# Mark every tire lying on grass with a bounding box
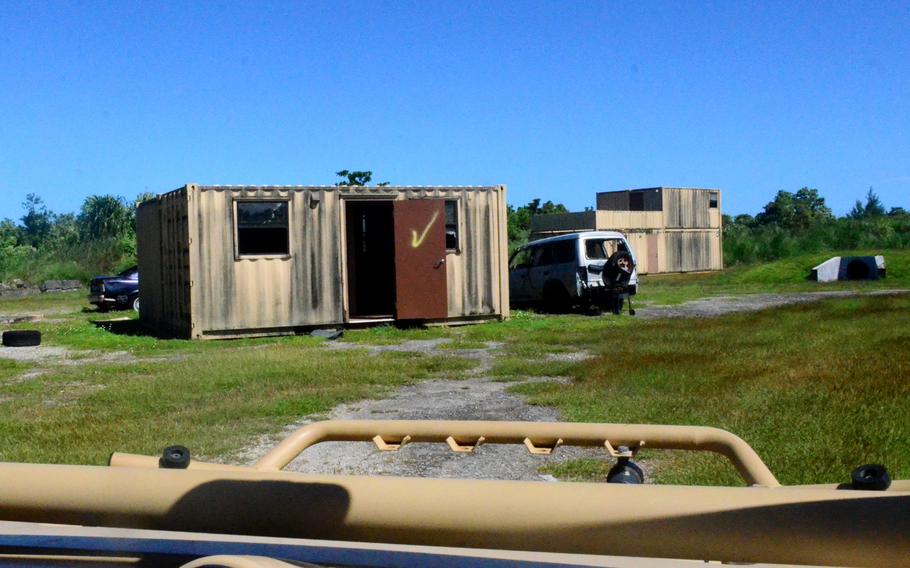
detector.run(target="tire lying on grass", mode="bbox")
[2,330,42,347]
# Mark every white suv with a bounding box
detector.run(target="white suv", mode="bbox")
[508,231,638,314]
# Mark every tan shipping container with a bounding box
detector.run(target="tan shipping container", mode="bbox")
[138,185,509,339]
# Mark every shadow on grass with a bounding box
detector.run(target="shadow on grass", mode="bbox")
[90,318,158,338]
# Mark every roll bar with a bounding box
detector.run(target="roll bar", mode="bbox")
[111,420,779,487]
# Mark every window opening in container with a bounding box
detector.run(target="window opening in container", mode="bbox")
[236,201,289,256]
[445,200,459,251]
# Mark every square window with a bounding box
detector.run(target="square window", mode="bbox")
[236,201,289,256]
[709,192,719,209]
[445,200,459,251]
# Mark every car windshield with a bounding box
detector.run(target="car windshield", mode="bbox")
[584,238,626,260]
[118,266,138,279]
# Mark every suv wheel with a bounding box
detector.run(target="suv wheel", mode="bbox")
[131,295,140,312]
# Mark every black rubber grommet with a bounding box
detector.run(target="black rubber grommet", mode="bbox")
[850,464,891,491]
[159,445,191,469]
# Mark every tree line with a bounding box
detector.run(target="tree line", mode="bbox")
[1,182,906,285]
[0,193,154,284]
[723,187,909,265]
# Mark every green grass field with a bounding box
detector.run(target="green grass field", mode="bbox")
[637,248,909,305]
[0,252,907,486]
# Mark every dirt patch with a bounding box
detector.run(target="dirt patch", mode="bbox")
[326,339,504,375]
[0,345,153,386]
[545,351,592,363]
[0,345,137,367]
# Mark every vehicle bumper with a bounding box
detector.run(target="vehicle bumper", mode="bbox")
[580,282,634,305]
[88,295,116,305]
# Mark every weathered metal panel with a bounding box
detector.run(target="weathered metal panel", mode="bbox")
[136,199,163,332]
[163,189,192,337]
[642,189,663,212]
[664,230,719,272]
[393,200,448,319]
[137,188,192,337]
[496,185,510,320]
[595,210,663,231]
[664,189,712,229]
[529,211,596,238]
[596,189,663,212]
[192,187,343,334]
[596,191,630,211]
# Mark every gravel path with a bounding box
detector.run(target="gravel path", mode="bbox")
[237,341,604,481]
[636,289,907,319]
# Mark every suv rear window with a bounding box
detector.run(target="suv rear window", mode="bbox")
[585,238,626,260]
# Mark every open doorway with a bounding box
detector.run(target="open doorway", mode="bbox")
[345,201,396,319]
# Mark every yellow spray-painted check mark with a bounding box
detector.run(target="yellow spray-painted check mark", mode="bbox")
[411,210,440,248]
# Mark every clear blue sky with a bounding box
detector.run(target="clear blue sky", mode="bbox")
[1,1,908,220]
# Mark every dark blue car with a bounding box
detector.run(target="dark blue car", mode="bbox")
[89,266,139,312]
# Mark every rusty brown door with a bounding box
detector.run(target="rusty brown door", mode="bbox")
[393,199,448,320]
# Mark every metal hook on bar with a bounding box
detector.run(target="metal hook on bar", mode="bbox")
[373,435,411,452]
[604,440,645,458]
[524,437,563,455]
[446,436,486,453]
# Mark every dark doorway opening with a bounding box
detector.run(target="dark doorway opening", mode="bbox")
[345,201,396,319]
[846,258,871,280]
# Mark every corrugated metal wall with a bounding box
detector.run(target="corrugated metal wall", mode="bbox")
[137,189,192,337]
[663,189,717,229]
[191,186,343,335]
[529,212,596,238]
[136,201,161,331]
[664,231,721,272]
[139,185,508,338]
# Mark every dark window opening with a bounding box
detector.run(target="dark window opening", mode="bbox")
[236,201,289,256]
[445,200,459,251]
[629,192,645,211]
[709,192,719,208]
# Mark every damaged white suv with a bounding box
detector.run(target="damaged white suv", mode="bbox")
[508,231,638,314]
